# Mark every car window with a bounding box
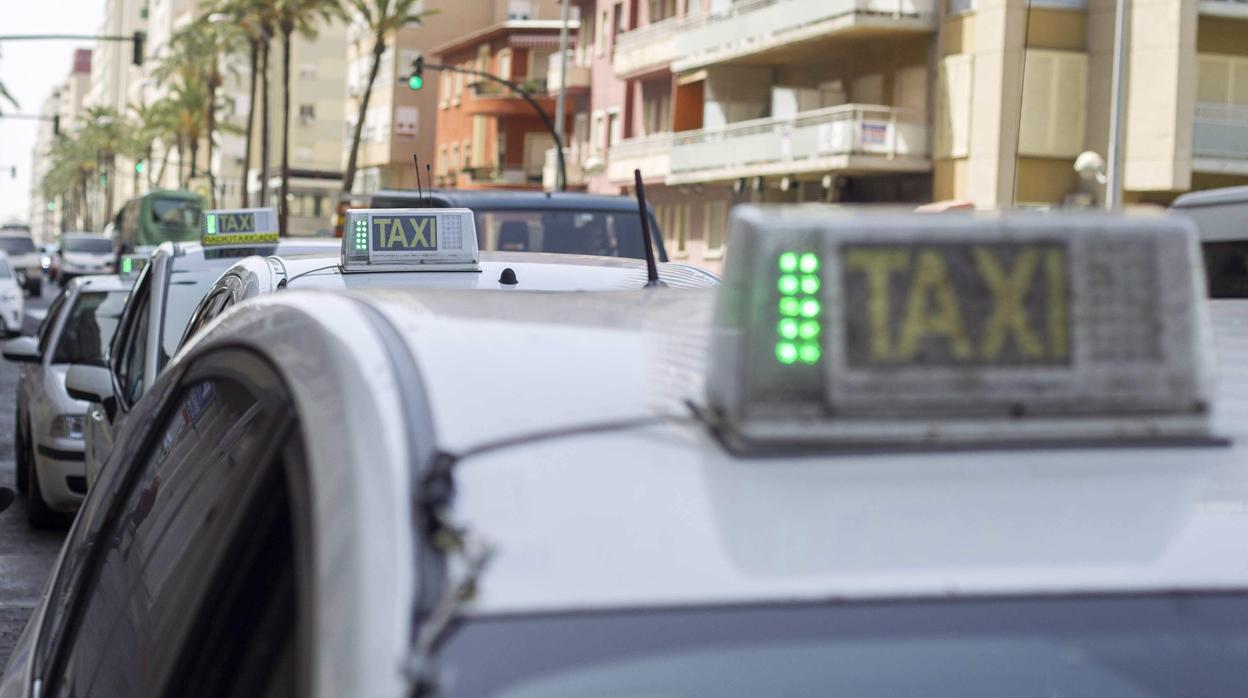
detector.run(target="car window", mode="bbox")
[0,236,37,254]
[1202,241,1248,298]
[181,288,233,350]
[0,258,12,279]
[51,291,129,365]
[150,197,201,228]
[475,209,647,260]
[46,376,296,698]
[161,270,225,368]
[38,290,70,355]
[62,237,113,254]
[120,295,150,405]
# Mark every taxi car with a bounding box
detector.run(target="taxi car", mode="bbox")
[63,208,339,489]
[0,226,43,297]
[1,275,129,527]
[54,233,114,285]
[6,208,1248,696]
[0,251,25,336]
[177,206,717,349]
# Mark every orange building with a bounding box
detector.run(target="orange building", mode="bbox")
[431,20,577,191]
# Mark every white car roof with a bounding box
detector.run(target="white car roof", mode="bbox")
[343,289,1248,614]
[68,274,131,293]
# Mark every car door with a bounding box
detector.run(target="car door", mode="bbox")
[36,347,310,698]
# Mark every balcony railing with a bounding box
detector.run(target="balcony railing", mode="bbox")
[547,51,591,95]
[1200,0,1248,18]
[668,104,928,183]
[543,147,587,189]
[613,14,696,77]
[1194,103,1248,162]
[607,133,676,183]
[673,0,939,72]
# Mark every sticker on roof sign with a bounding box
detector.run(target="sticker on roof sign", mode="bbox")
[707,207,1215,450]
[341,208,478,272]
[202,208,278,247]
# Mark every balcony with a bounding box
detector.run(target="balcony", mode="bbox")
[672,0,939,73]
[607,133,676,184]
[1200,0,1248,19]
[465,80,557,117]
[546,51,591,96]
[613,15,695,78]
[667,104,929,184]
[542,147,587,189]
[1193,103,1248,175]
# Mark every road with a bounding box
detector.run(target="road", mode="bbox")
[0,290,67,670]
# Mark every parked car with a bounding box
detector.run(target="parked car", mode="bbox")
[55,233,115,285]
[0,226,43,297]
[0,252,25,337]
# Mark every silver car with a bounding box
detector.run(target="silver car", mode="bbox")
[55,233,115,285]
[1,275,129,527]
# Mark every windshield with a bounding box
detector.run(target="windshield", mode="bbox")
[151,197,202,229]
[161,269,223,367]
[474,210,647,260]
[1203,241,1248,298]
[0,259,12,279]
[438,595,1248,697]
[52,290,129,365]
[63,237,113,254]
[0,237,37,255]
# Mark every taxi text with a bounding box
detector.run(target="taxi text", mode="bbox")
[373,215,438,251]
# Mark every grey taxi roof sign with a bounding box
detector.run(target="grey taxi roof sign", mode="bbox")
[707,207,1215,450]
[341,208,478,272]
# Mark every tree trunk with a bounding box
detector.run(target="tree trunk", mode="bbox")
[279,26,293,237]
[342,33,386,197]
[190,136,199,179]
[104,154,115,221]
[260,35,272,208]
[242,39,259,207]
[206,78,218,207]
[177,137,186,188]
[80,173,90,231]
[155,144,171,188]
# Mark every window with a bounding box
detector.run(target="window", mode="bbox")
[440,72,451,108]
[472,116,489,167]
[936,54,973,159]
[475,209,648,259]
[613,3,625,41]
[596,11,609,57]
[705,201,727,259]
[52,290,128,365]
[498,49,513,81]
[298,62,317,79]
[297,104,315,125]
[508,0,534,19]
[649,0,677,21]
[0,258,11,279]
[449,143,461,174]
[0,236,35,254]
[591,111,606,154]
[180,288,235,348]
[45,371,301,697]
[453,70,464,105]
[61,236,112,253]
[476,45,491,75]
[1018,50,1088,158]
[462,140,472,169]
[438,145,449,177]
[119,291,150,406]
[38,290,68,356]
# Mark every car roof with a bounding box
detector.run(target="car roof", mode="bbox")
[158,238,342,272]
[68,274,130,293]
[331,289,1248,614]
[1172,185,1248,209]
[269,250,718,291]
[371,188,651,213]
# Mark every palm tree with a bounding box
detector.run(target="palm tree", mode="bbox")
[78,106,138,222]
[207,0,274,207]
[274,0,345,235]
[42,133,98,231]
[129,98,179,192]
[341,0,433,198]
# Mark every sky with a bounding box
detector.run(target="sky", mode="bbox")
[0,0,104,225]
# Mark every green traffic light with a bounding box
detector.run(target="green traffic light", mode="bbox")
[408,75,424,91]
[135,161,146,174]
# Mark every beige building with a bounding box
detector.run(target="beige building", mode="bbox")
[29,49,95,239]
[88,0,147,210]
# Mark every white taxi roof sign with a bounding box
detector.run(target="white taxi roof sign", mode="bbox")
[341,208,478,272]
[202,207,279,247]
[707,207,1215,451]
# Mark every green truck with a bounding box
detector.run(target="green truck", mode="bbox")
[111,190,204,267]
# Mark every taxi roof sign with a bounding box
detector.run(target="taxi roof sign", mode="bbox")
[341,208,478,272]
[202,207,279,247]
[707,207,1215,450]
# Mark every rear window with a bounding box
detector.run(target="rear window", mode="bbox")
[1203,241,1248,298]
[474,210,647,260]
[52,290,129,365]
[0,237,37,255]
[63,237,113,254]
[151,197,201,229]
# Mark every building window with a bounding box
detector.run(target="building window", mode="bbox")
[472,116,489,167]
[453,71,463,105]
[591,111,606,154]
[449,143,460,174]
[613,3,625,42]
[508,0,534,19]
[704,201,727,259]
[498,49,513,81]
[948,0,974,13]
[462,140,472,169]
[437,145,449,176]
[298,104,316,125]
[596,11,609,57]
[298,62,317,79]
[440,72,451,108]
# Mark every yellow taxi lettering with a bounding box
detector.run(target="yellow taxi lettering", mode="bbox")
[1046,247,1068,359]
[896,249,972,360]
[409,217,436,248]
[974,247,1044,360]
[844,248,910,360]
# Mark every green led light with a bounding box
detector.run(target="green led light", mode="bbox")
[799,320,820,339]
[121,257,133,274]
[800,299,821,318]
[800,275,820,294]
[777,274,799,295]
[799,253,819,274]
[776,342,798,365]
[778,252,798,273]
[779,297,800,316]
[204,214,217,236]
[778,318,799,339]
[798,343,821,364]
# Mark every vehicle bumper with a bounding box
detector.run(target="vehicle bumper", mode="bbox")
[32,437,87,512]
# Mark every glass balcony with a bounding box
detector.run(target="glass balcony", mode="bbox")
[607,133,677,184]
[668,104,929,184]
[673,0,939,72]
[612,15,696,78]
[1193,103,1248,172]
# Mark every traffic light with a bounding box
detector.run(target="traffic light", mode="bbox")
[135,161,145,174]
[52,115,60,136]
[132,31,145,66]
[408,55,424,91]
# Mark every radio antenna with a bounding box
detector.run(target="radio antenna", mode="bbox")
[633,169,663,288]
[413,154,424,207]
[426,164,433,207]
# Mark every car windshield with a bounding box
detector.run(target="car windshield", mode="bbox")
[0,259,12,279]
[473,210,647,260]
[161,269,222,367]
[438,595,1248,697]
[1202,241,1248,298]
[151,197,201,228]
[63,237,113,254]
[52,290,129,365]
[0,237,37,255]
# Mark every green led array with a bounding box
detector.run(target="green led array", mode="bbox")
[353,218,369,251]
[775,252,822,365]
[204,214,217,236]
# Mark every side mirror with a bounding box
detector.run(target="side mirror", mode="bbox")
[2,336,40,363]
[0,487,14,514]
[66,363,114,404]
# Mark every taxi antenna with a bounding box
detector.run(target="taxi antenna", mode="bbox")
[633,169,663,288]
[413,154,425,206]
[426,164,433,206]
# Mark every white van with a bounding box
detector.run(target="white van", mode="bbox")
[1171,185,1248,298]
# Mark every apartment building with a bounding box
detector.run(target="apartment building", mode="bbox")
[344,0,564,195]
[28,50,94,239]
[88,0,147,209]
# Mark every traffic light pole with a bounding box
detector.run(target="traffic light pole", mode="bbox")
[420,61,568,192]
[0,33,145,64]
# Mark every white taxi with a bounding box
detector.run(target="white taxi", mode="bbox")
[4,208,1247,696]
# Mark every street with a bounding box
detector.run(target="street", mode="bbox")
[0,291,64,670]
